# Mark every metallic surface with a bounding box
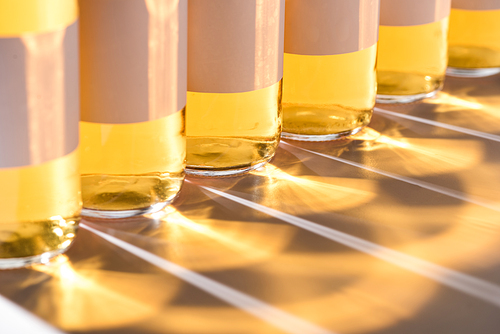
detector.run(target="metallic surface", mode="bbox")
[2,75,500,332]
[380,0,451,26]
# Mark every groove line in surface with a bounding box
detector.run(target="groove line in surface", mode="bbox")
[80,223,336,334]
[281,141,500,213]
[198,185,500,309]
[374,107,500,143]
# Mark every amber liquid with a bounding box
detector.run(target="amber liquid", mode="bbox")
[186,81,282,173]
[0,150,80,265]
[448,9,500,68]
[282,45,377,138]
[80,110,185,214]
[377,18,449,97]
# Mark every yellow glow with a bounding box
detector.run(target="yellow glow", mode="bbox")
[250,164,378,214]
[53,228,63,237]
[167,210,270,257]
[0,0,78,37]
[282,45,376,135]
[144,207,295,271]
[32,255,178,331]
[377,19,448,96]
[448,8,500,68]
[155,209,294,270]
[429,92,483,110]
[352,128,483,176]
[0,150,80,225]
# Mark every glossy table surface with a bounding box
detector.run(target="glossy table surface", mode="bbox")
[2,74,500,334]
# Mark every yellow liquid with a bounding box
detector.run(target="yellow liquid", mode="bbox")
[282,44,377,137]
[80,110,185,212]
[377,18,449,96]
[448,9,500,68]
[186,81,282,171]
[0,150,80,261]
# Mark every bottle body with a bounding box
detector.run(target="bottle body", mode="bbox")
[80,112,185,216]
[448,0,500,77]
[377,0,451,103]
[0,1,81,268]
[282,0,379,141]
[186,82,281,173]
[79,0,187,218]
[186,0,285,176]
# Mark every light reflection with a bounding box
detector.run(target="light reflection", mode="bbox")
[352,128,410,149]
[200,185,500,332]
[429,92,483,111]
[82,224,334,334]
[419,91,500,133]
[249,251,439,334]
[22,29,66,165]
[248,164,377,214]
[146,0,180,119]
[351,128,483,176]
[146,208,295,271]
[31,255,178,331]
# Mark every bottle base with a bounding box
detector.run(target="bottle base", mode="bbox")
[446,67,500,78]
[0,248,66,270]
[81,201,169,219]
[81,172,183,219]
[186,158,271,177]
[376,89,439,104]
[281,126,365,142]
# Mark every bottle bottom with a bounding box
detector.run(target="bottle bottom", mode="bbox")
[376,70,444,104]
[186,159,270,177]
[186,137,278,177]
[446,67,500,78]
[376,89,440,104]
[448,45,500,71]
[0,215,79,269]
[282,104,372,139]
[81,202,170,219]
[281,125,365,142]
[0,248,66,270]
[81,172,183,219]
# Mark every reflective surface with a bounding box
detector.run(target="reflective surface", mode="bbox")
[2,75,500,333]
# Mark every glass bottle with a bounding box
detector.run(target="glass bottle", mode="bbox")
[377,0,451,103]
[79,0,187,218]
[448,0,500,77]
[186,0,285,176]
[282,0,379,141]
[0,0,81,268]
